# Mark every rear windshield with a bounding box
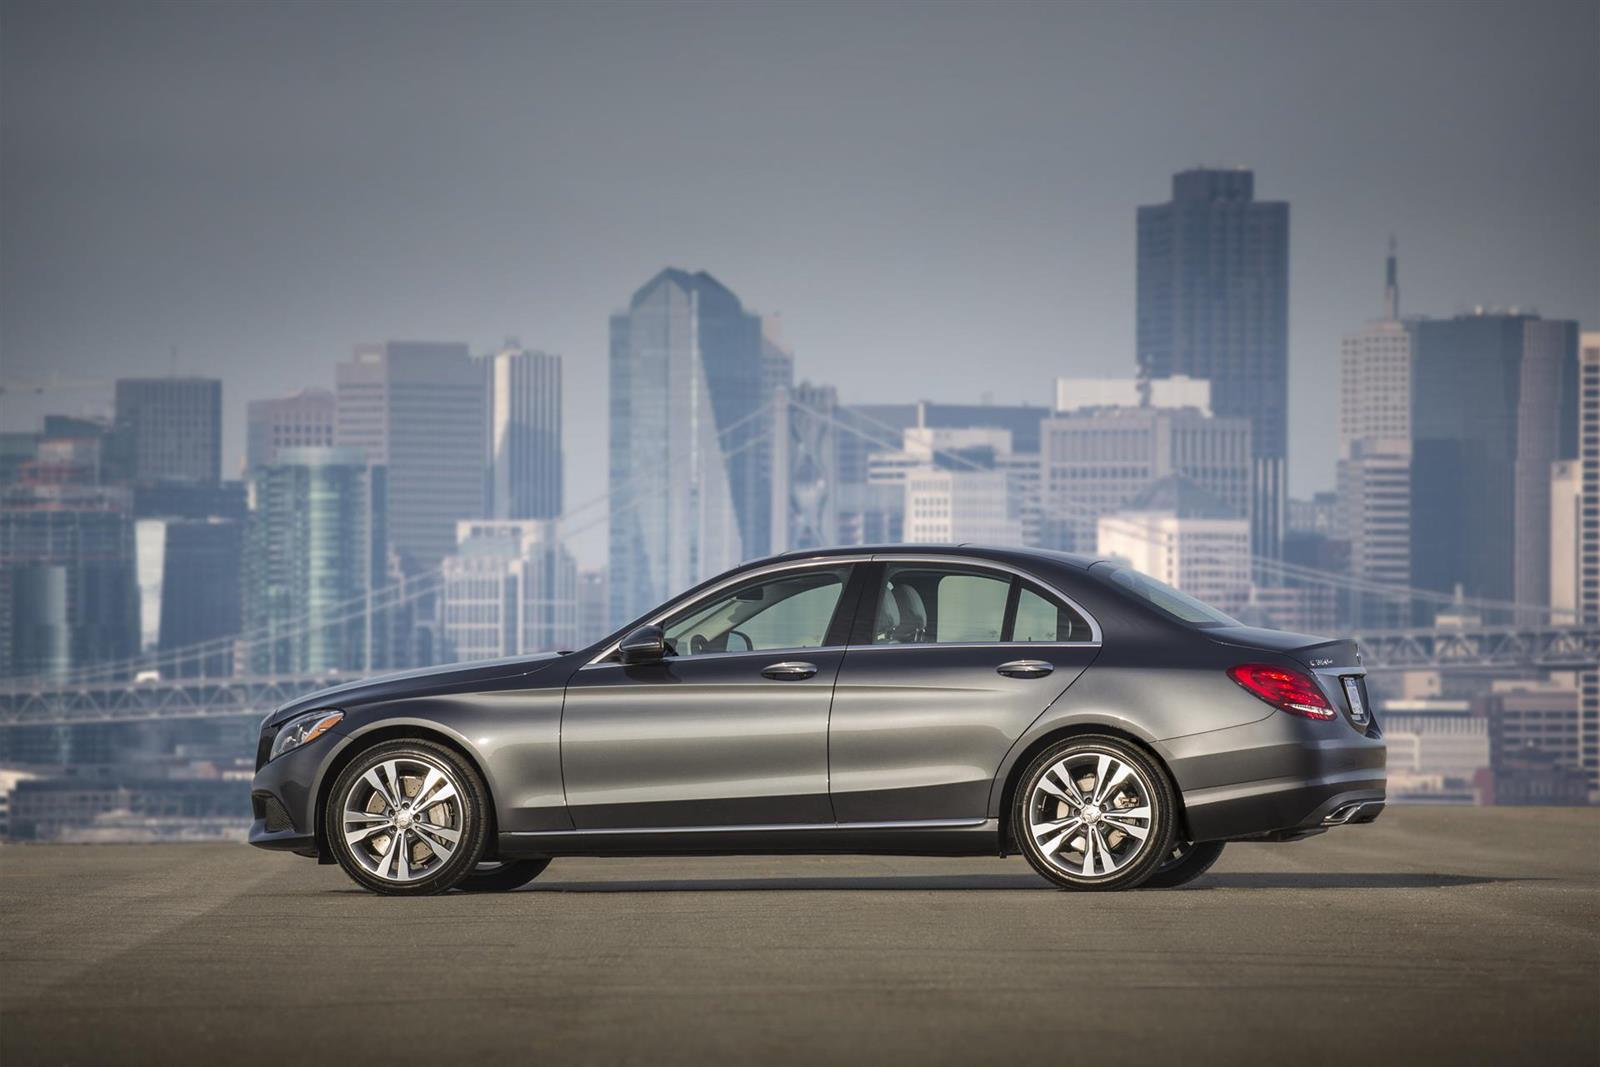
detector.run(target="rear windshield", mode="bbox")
[1091,562,1240,628]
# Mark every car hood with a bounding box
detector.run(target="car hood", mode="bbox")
[262,652,568,727]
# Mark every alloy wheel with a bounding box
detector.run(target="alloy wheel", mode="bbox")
[340,755,466,884]
[1028,750,1157,878]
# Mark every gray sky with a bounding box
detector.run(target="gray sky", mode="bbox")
[3,0,1597,567]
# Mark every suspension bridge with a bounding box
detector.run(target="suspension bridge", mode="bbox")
[2,396,1594,729]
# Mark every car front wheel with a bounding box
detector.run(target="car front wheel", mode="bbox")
[325,739,491,896]
[1013,735,1177,891]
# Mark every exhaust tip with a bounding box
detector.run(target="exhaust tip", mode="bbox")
[1323,803,1367,826]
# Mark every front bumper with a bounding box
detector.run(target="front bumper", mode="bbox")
[1158,713,1387,843]
[247,729,351,858]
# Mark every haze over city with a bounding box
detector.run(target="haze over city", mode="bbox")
[3,6,1599,1062]
[4,0,1597,567]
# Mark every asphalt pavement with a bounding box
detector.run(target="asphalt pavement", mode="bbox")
[2,806,1597,1066]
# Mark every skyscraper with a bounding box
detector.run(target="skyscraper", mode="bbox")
[1337,242,1413,628]
[1410,312,1579,621]
[0,484,139,679]
[114,378,222,484]
[483,346,562,521]
[246,388,336,475]
[607,269,787,625]
[156,519,242,677]
[1137,168,1289,558]
[242,447,388,674]
[335,342,486,574]
[1576,332,1599,800]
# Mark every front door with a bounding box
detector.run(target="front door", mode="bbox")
[828,559,1101,823]
[561,564,856,830]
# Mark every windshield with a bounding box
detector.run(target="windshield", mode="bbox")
[1091,562,1240,628]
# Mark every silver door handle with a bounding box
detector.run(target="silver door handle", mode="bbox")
[997,660,1054,679]
[761,661,818,680]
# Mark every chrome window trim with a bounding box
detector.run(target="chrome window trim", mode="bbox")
[868,552,1104,646]
[585,556,863,667]
[841,640,1101,653]
[578,644,846,670]
[584,551,1105,668]
[508,817,993,837]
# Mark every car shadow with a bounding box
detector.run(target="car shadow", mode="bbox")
[1193,872,1523,890]
[511,871,1521,893]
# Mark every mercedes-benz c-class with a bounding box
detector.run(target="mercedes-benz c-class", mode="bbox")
[250,546,1386,894]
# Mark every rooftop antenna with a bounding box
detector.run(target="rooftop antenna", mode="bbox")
[1383,235,1400,321]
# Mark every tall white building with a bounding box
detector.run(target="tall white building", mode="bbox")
[1551,458,1581,624]
[483,345,562,521]
[336,342,486,574]
[440,520,577,663]
[1097,476,1251,615]
[1337,243,1413,628]
[1577,332,1599,799]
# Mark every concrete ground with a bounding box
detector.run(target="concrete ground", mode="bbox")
[2,807,1596,1066]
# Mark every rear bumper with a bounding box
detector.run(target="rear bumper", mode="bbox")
[1158,713,1387,843]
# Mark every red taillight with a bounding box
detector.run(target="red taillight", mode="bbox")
[1227,663,1337,720]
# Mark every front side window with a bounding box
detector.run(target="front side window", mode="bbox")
[662,567,848,657]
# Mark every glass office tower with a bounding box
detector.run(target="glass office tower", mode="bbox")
[607,269,788,627]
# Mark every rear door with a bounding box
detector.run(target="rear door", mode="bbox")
[827,556,1101,823]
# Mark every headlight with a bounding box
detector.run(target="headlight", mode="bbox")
[268,710,344,761]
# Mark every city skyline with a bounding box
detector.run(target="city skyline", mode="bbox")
[3,1,1596,574]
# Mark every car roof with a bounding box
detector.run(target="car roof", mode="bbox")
[760,544,1107,572]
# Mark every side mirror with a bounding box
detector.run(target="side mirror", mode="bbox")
[618,624,667,665]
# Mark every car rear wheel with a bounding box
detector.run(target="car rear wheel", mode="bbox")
[457,858,551,893]
[1013,735,1177,891]
[1140,840,1225,889]
[325,739,491,896]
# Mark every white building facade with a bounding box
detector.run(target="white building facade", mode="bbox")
[441,520,578,663]
[1096,477,1251,615]
[1336,244,1413,628]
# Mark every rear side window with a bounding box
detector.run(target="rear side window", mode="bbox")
[871,566,1010,644]
[867,565,1093,645]
[1011,583,1091,642]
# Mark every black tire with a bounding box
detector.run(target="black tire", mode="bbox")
[1012,734,1178,892]
[324,738,491,896]
[1140,840,1225,888]
[456,858,552,893]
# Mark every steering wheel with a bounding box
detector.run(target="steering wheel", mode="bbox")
[690,634,708,655]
